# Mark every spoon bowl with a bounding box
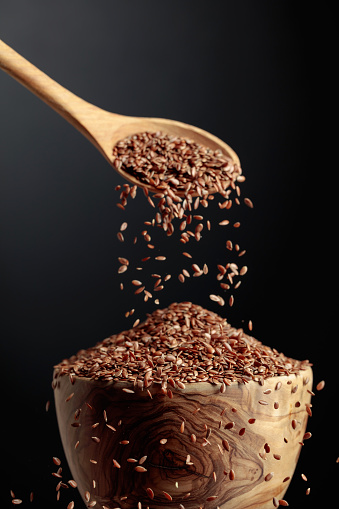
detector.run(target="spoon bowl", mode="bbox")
[0,40,239,193]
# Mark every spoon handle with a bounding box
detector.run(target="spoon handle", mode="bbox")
[0,39,106,137]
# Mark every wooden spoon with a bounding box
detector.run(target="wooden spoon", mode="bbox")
[0,39,240,192]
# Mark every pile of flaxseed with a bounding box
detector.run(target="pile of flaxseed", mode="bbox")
[54,302,310,386]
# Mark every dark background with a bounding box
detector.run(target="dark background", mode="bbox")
[0,1,336,507]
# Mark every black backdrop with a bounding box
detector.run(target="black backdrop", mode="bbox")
[0,1,336,507]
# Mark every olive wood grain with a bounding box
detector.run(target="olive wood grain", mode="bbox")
[0,40,239,193]
[54,366,312,509]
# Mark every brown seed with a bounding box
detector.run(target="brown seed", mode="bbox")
[132,280,142,286]
[163,491,172,501]
[278,500,289,507]
[244,197,254,208]
[112,459,121,468]
[222,439,230,451]
[301,473,308,481]
[12,501,23,506]
[316,380,325,391]
[68,480,77,488]
[67,502,75,509]
[146,488,154,500]
[160,438,168,444]
[265,472,274,482]
[229,469,235,480]
[134,466,147,472]
[53,457,61,465]
[224,421,235,430]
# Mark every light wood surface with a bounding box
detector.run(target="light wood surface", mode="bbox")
[0,40,240,192]
[54,366,312,509]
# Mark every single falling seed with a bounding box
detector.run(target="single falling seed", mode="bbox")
[305,404,313,417]
[316,380,325,391]
[160,438,167,444]
[85,491,91,502]
[12,501,23,506]
[278,500,289,507]
[258,400,268,405]
[134,466,147,472]
[273,454,281,460]
[68,480,77,488]
[119,440,129,445]
[139,455,147,465]
[239,427,246,436]
[225,421,235,430]
[265,472,274,482]
[291,419,297,429]
[248,418,256,424]
[229,469,235,480]
[244,197,254,208]
[303,432,312,440]
[146,488,154,500]
[180,421,185,433]
[65,393,74,402]
[301,473,308,481]
[206,496,218,501]
[306,488,311,495]
[122,388,135,394]
[191,434,196,443]
[112,459,121,468]
[67,502,75,509]
[91,437,100,443]
[163,491,172,501]
[222,439,230,451]
[53,457,61,466]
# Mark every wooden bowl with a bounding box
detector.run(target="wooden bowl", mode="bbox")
[54,365,312,508]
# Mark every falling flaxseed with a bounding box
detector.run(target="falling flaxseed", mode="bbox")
[316,380,325,391]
